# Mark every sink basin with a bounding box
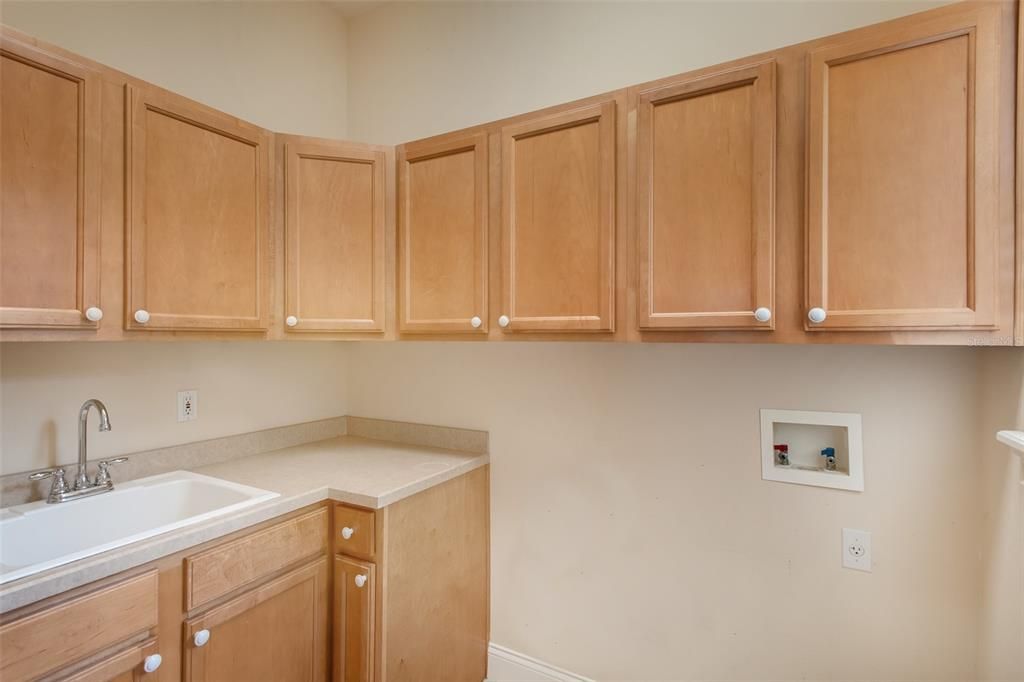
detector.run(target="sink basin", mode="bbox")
[0,471,279,584]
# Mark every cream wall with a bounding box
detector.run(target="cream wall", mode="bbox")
[347,343,988,679]
[976,349,1024,679]
[0,1,349,137]
[346,0,950,143]
[0,343,348,475]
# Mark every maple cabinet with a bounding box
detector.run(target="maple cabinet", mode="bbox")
[806,3,1000,331]
[636,60,776,331]
[183,559,329,682]
[499,100,617,332]
[331,466,489,682]
[0,467,489,682]
[398,133,489,334]
[333,557,375,682]
[284,138,388,333]
[0,570,160,682]
[0,37,102,330]
[125,84,271,332]
[1,0,1018,345]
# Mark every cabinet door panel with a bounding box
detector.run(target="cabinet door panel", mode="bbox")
[807,5,998,330]
[333,556,375,682]
[285,141,386,332]
[126,85,270,331]
[184,559,328,682]
[637,60,775,330]
[0,38,101,329]
[399,134,488,333]
[501,101,616,332]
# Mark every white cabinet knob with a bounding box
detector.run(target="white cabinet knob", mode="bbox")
[754,307,772,323]
[808,307,827,324]
[341,527,354,540]
[285,315,298,327]
[470,316,482,329]
[143,654,163,673]
[193,629,211,647]
[134,309,150,324]
[498,315,510,328]
[84,306,103,322]
[354,574,367,588]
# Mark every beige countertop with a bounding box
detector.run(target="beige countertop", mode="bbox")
[0,435,488,614]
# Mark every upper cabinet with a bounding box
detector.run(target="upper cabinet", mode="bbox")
[126,84,271,331]
[635,60,776,331]
[1,0,1017,345]
[284,138,388,333]
[0,37,102,329]
[499,100,617,333]
[806,4,1000,331]
[398,133,488,334]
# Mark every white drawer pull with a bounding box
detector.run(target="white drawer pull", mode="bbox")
[498,315,510,328]
[143,654,163,673]
[808,307,827,324]
[341,526,354,540]
[754,307,771,322]
[285,315,298,327]
[134,309,150,324]
[470,316,482,329]
[354,574,367,588]
[85,306,103,322]
[193,629,211,647]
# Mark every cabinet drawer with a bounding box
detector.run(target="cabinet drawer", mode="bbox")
[186,507,328,610]
[0,570,158,682]
[334,504,376,560]
[64,637,159,682]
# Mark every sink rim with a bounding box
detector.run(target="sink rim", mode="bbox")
[0,470,279,585]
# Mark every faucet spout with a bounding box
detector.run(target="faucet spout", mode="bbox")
[77,399,111,490]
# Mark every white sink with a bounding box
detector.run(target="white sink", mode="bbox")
[0,471,279,584]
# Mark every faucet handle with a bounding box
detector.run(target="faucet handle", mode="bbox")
[28,467,65,481]
[95,457,128,486]
[29,468,69,502]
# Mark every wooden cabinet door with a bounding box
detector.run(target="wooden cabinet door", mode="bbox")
[500,101,616,332]
[333,556,375,682]
[0,38,101,329]
[285,140,386,332]
[806,4,999,330]
[184,558,328,682]
[398,134,488,333]
[126,85,270,331]
[636,60,776,330]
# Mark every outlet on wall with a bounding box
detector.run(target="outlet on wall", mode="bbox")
[842,528,872,572]
[177,390,198,422]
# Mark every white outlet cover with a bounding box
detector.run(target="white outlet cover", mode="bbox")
[177,390,198,422]
[842,528,872,572]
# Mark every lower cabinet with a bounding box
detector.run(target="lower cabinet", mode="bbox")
[0,570,160,682]
[183,558,329,682]
[333,557,375,682]
[0,468,489,682]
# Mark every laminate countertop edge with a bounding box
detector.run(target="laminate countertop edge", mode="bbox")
[0,436,489,614]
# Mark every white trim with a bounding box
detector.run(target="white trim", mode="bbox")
[486,643,594,682]
[996,430,1024,456]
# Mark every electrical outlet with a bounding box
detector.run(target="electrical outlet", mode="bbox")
[177,390,198,422]
[842,528,872,572]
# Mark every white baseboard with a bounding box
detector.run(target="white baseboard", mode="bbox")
[486,643,594,682]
